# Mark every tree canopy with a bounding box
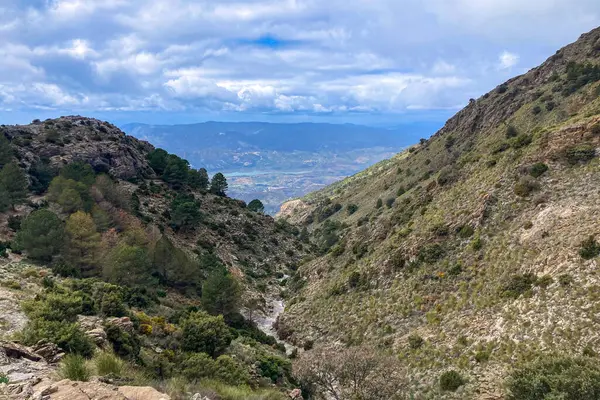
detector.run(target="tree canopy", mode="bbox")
[15,209,64,262]
[0,162,29,209]
[202,269,242,318]
[210,173,228,196]
[248,199,265,213]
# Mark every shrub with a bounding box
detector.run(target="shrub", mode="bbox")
[445,135,456,149]
[511,134,533,149]
[514,177,540,197]
[506,356,600,400]
[257,354,290,383]
[20,320,95,357]
[564,145,596,164]
[182,352,215,381]
[559,274,574,286]
[376,198,382,209]
[7,216,21,232]
[385,197,395,208]
[532,105,542,115]
[506,125,519,138]
[105,324,141,359]
[592,123,600,135]
[458,225,475,238]
[0,372,8,384]
[94,351,124,376]
[440,370,465,392]
[59,354,91,381]
[529,162,549,178]
[418,243,445,264]
[475,350,491,363]
[437,166,456,186]
[502,273,536,299]
[408,334,424,349]
[22,291,85,322]
[579,236,600,259]
[346,204,359,215]
[181,312,233,357]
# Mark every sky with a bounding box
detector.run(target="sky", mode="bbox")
[0,0,599,128]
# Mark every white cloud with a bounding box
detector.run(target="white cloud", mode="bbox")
[498,51,519,69]
[0,0,598,119]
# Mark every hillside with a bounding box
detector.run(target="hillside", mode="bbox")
[122,121,430,213]
[277,26,600,399]
[0,116,309,399]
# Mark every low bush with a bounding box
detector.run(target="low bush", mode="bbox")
[105,324,141,359]
[440,370,465,392]
[20,320,95,357]
[182,352,215,382]
[510,134,533,149]
[59,354,91,381]
[502,273,537,299]
[408,334,424,349]
[579,236,600,259]
[214,355,251,386]
[418,244,445,264]
[564,145,596,164]
[529,162,549,178]
[514,177,540,197]
[257,354,291,383]
[506,356,600,400]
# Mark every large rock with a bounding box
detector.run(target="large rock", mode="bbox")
[0,341,42,362]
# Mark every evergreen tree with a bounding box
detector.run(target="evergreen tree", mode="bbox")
[209,173,228,196]
[146,149,169,175]
[181,311,233,357]
[0,162,29,208]
[29,161,56,195]
[201,269,241,317]
[247,199,265,213]
[162,154,189,188]
[188,168,210,191]
[103,243,154,287]
[0,134,13,169]
[169,194,202,231]
[60,162,95,185]
[15,209,64,262]
[65,212,101,276]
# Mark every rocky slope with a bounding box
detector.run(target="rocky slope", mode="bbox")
[278,26,600,398]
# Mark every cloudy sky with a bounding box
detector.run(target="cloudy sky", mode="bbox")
[1,0,599,127]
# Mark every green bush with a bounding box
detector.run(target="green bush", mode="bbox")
[14,209,64,262]
[592,123,600,135]
[502,273,536,299]
[182,352,215,381]
[529,163,549,178]
[59,354,91,381]
[439,370,465,392]
[408,334,424,349]
[510,134,533,149]
[181,312,233,357]
[376,198,382,209]
[506,125,519,138]
[105,324,141,359]
[418,243,445,264]
[565,145,596,164]
[458,225,475,238]
[532,105,542,115]
[506,356,600,400]
[94,351,124,376]
[579,236,600,259]
[215,355,251,385]
[22,291,85,322]
[257,354,291,383]
[559,274,574,286]
[514,177,540,197]
[20,320,94,357]
[0,372,8,384]
[346,204,359,215]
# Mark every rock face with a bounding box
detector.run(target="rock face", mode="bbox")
[1,116,155,180]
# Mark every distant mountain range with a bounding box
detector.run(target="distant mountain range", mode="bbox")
[121,121,436,213]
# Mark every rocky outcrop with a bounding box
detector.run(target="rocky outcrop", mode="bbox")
[1,116,155,180]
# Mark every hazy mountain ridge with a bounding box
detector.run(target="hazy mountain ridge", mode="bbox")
[122,121,431,213]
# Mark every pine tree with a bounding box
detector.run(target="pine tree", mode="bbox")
[201,269,241,317]
[65,212,101,276]
[247,199,265,213]
[209,173,228,196]
[0,162,28,209]
[0,134,13,169]
[188,168,209,190]
[15,209,64,262]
